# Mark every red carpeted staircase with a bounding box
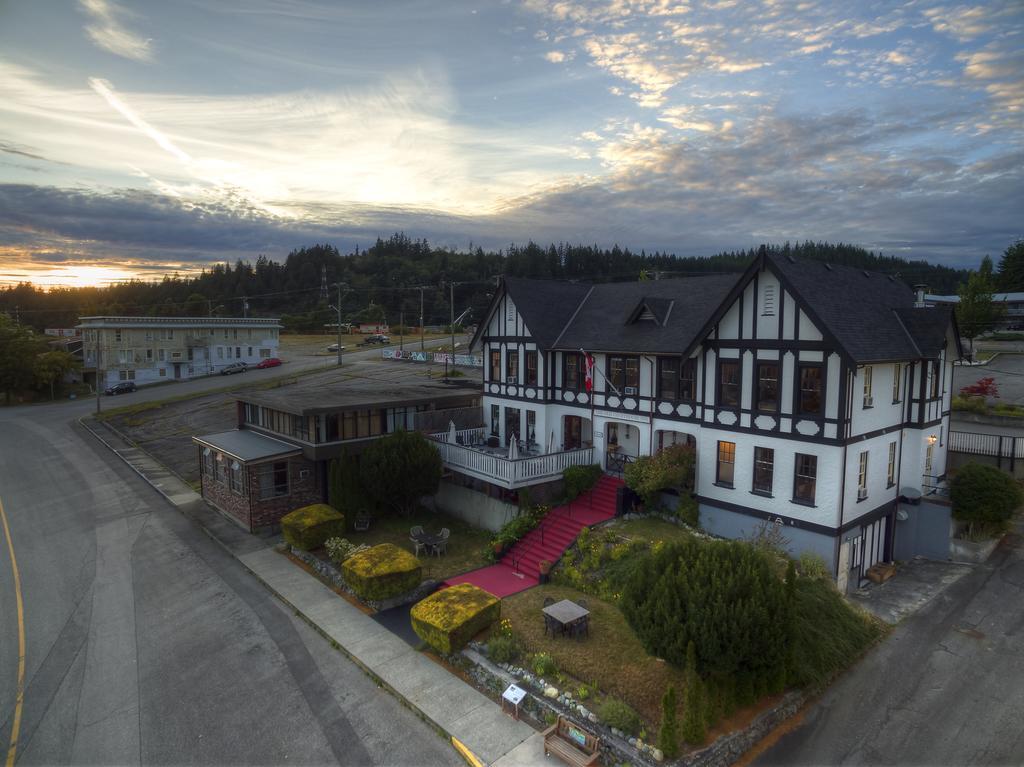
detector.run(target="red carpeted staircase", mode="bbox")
[443,475,623,598]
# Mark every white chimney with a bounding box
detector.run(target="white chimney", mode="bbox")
[914,284,929,308]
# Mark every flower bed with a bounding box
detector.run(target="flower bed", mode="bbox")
[411,583,500,654]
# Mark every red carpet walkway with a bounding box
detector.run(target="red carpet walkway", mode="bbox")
[443,475,622,598]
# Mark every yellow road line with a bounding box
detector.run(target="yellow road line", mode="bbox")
[0,497,25,767]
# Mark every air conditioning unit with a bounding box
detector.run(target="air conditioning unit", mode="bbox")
[299,469,310,479]
[624,386,638,396]
[507,376,518,384]
[863,396,873,407]
[857,487,868,500]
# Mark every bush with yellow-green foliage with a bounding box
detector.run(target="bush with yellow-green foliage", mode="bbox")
[410,583,500,654]
[341,543,422,601]
[281,504,346,551]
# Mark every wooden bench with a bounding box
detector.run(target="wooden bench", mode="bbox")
[542,715,600,766]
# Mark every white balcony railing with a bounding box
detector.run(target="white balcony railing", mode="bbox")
[429,437,595,489]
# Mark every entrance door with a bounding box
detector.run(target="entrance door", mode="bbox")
[564,415,582,450]
[174,363,181,379]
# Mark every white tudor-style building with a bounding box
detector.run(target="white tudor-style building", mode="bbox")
[438,251,961,585]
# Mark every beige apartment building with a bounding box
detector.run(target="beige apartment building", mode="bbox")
[76,316,281,388]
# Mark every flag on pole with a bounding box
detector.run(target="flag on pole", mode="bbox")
[584,352,595,392]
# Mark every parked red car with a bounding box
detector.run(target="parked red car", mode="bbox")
[255,357,282,369]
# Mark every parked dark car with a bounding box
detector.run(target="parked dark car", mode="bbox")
[104,381,137,395]
[220,362,248,375]
[357,334,390,346]
[255,357,282,369]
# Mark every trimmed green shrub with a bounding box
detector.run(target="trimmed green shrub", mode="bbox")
[951,462,1023,537]
[281,504,346,551]
[410,583,500,654]
[598,697,642,737]
[676,495,699,527]
[621,537,788,679]
[563,464,602,501]
[491,504,548,551]
[341,543,422,600]
[328,454,372,526]
[658,685,680,759]
[682,641,706,745]
[531,651,557,677]
[624,444,696,505]
[487,633,520,664]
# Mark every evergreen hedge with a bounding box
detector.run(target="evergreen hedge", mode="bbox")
[410,583,500,654]
[281,504,346,551]
[950,462,1022,537]
[563,464,602,501]
[341,543,422,601]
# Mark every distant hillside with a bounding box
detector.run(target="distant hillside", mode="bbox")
[1,235,970,333]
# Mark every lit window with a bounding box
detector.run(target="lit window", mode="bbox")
[716,441,735,486]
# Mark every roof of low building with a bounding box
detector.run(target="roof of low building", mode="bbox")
[192,429,302,463]
[236,377,480,416]
[77,316,281,328]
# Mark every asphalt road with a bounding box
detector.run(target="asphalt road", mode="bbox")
[955,351,1024,407]
[755,523,1024,766]
[0,356,463,765]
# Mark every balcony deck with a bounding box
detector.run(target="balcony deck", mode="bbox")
[429,429,595,489]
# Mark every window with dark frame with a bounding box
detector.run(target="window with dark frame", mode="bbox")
[753,447,774,494]
[717,440,736,486]
[719,360,740,408]
[525,350,538,386]
[793,453,817,504]
[930,360,940,398]
[506,350,519,381]
[798,365,823,414]
[259,460,290,499]
[658,357,679,400]
[608,355,640,391]
[490,404,500,436]
[756,362,779,412]
[489,350,500,381]
[892,363,902,403]
[887,441,897,487]
[564,353,582,390]
[680,358,696,400]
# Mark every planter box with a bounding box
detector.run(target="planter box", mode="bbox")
[949,535,1001,564]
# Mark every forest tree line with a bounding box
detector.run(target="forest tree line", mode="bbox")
[0,235,984,333]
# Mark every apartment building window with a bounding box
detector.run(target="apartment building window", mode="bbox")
[526,410,536,444]
[118,349,131,365]
[115,329,122,342]
[798,365,822,415]
[718,360,740,408]
[258,461,289,499]
[506,350,519,382]
[857,451,869,500]
[757,362,779,412]
[887,442,897,487]
[892,364,902,403]
[119,369,135,381]
[753,447,774,494]
[235,347,241,358]
[233,329,238,340]
[489,350,500,381]
[202,448,214,477]
[608,356,640,393]
[216,347,223,360]
[680,359,696,400]
[212,452,222,482]
[716,441,736,487]
[247,347,253,357]
[658,357,680,400]
[260,348,271,358]
[863,366,874,407]
[146,349,153,361]
[525,351,538,386]
[793,453,817,504]
[229,461,243,495]
[930,360,940,398]
[491,404,500,436]
[564,353,582,391]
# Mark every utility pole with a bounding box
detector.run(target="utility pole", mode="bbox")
[399,311,404,352]
[94,328,102,414]
[419,286,425,351]
[335,283,345,367]
[446,280,456,383]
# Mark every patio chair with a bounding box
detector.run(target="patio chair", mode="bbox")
[353,512,371,532]
[432,528,450,557]
[410,525,426,556]
[570,615,589,640]
[543,596,555,607]
[543,613,560,638]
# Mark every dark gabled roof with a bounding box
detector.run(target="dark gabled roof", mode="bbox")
[895,305,960,359]
[192,430,301,464]
[553,275,737,354]
[769,255,925,363]
[493,277,593,349]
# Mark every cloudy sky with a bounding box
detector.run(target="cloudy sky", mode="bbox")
[0,0,1021,286]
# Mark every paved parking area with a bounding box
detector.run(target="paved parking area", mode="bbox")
[849,557,975,624]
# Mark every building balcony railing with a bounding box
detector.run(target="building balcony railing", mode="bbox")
[428,432,595,489]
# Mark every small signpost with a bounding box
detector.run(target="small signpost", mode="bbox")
[501,683,527,720]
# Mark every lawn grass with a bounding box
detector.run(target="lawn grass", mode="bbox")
[609,516,695,546]
[345,509,491,582]
[502,583,685,724]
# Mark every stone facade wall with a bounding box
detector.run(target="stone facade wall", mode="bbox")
[200,452,323,531]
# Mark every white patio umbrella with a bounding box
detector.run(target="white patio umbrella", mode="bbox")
[508,433,519,460]
[547,431,555,454]
[447,420,458,444]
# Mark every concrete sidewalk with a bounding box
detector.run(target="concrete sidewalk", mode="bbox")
[80,417,537,765]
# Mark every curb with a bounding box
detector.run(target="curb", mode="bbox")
[77,415,493,766]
